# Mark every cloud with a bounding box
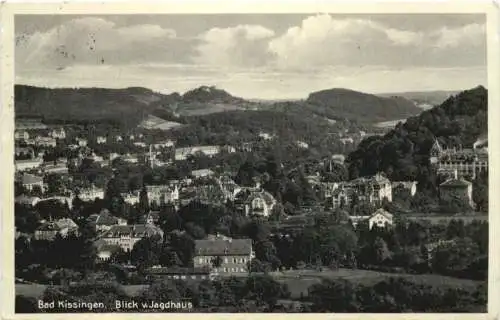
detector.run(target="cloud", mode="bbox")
[16,17,181,70]
[193,24,275,67]
[267,14,486,69]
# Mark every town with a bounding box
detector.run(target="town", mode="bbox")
[14,103,489,312]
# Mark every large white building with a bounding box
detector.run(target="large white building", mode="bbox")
[98,224,164,252]
[15,158,43,172]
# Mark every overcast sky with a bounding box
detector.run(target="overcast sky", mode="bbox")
[15,14,487,99]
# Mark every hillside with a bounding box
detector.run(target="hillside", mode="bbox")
[347,86,487,188]
[306,88,422,122]
[14,85,172,127]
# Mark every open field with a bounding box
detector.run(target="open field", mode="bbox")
[16,269,484,301]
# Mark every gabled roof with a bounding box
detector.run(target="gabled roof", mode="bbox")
[194,238,252,256]
[102,224,163,238]
[370,208,393,219]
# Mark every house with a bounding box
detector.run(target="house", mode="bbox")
[15,158,43,172]
[96,136,107,144]
[191,169,215,179]
[349,208,394,230]
[88,209,128,233]
[133,142,147,148]
[50,128,66,139]
[258,132,274,141]
[34,218,79,241]
[75,137,88,147]
[391,181,418,196]
[14,130,30,140]
[94,240,122,262]
[174,145,221,161]
[145,266,214,282]
[115,135,123,142]
[193,236,254,275]
[234,186,277,217]
[15,146,34,157]
[430,138,488,180]
[146,185,179,206]
[331,173,392,209]
[21,173,45,192]
[296,141,309,149]
[217,176,242,201]
[439,172,474,207]
[331,154,346,165]
[139,211,161,225]
[340,137,354,145]
[368,208,394,229]
[121,192,140,205]
[15,195,41,207]
[152,140,175,149]
[98,224,164,252]
[43,162,69,175]
[77,187,105,202]
[121,154,139,164]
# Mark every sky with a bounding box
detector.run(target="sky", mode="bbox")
[15,14,487,99]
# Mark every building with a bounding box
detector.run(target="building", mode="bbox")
[34,136,57,147]
[368,208,394,229]
[15,158,43,172]
[152,140,175,149]
[439,172,474,207]
[14,130,30,140]
[43,162,69,175]
[133,142,147,148]
[391,181,418,196]
[174,145,223,161]
[331,173,392,209]
[121,192,140,205]
[296,141,309,149]
[96,136,107,144]
[21,173,45,192]
[193,236,254,275]
[88,209,128,233]
[34,218,79,241]
[15,195,41,207]
[98,224,164,252]
[77,187,105,202]
[139,211,161,225]
[191,169,215,179]
[234,186,277,217]
[50,128,66,139]
[258,132,274,141]
[349,208,394,230]
[75,137,88,147]
[94,240,122,262]
[145,185,179,206]
[121,154,139,164]
[430,138,488,180]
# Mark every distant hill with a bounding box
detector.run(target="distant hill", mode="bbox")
[377,90,460,110]
[305,88,422,122]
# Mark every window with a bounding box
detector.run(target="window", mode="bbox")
[223,268,227,272]
[199,258,203,264]
[240,268,246,272]
[181,275,186,279]
[191,275,196,280]
[224,258,228,263]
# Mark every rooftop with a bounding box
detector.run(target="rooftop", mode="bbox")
[195,238,252,256]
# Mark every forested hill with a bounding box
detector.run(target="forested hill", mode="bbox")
[305,88,422,122]
[346,86,487,187]
[14,85,171,127]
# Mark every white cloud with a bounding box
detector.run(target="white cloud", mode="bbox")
[193,24,275,67]
[16,17,178,70]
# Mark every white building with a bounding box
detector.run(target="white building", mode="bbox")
[15,158,43,172]
[98,224,164,252]
[146,185,179,206]
[331,173,392,209]
[174,145,224,161]
[191,169,215,178]
[35,136,57,147]
[78,187,105,202]
[350,208,394,230]
[76,137,88,147]
[21,173,45,192]
[96,136,107,144]
[50,128,66,139]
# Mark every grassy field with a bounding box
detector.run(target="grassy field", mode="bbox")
[16,269,483,300]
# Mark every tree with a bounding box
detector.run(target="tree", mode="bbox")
[138,186,149,214]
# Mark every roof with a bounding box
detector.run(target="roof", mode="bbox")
[194,238,252,256]
[102,224,163,238]
[55,218,78,229]
[22,173,44,185]
[191,169,214,177]
[370,208,393,219]
[235,188,276,206]
[440,178,472,188]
